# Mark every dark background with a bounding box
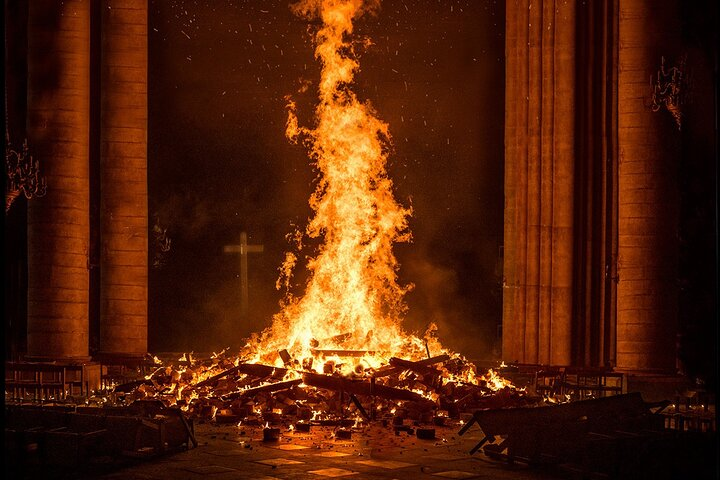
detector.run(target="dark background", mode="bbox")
[147,0,506,357]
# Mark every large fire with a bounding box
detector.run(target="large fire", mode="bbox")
[247,0,440,368]
[104,0,525,418]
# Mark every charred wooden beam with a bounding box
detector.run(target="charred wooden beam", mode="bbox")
[374,354,451,378]
[113,379,153,393]
[221,379,302,401]
[301,372,433,406]
[349,394,370,420]
[311,349,375,357]
[389,355,449,373]
[244,376,275,390]
[279,349,293,366]
[193,365,243,388]
[193,363,288,391]
[235,363,288,379]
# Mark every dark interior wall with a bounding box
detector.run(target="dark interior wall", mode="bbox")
[4,0,29,360]
[676,0,718,387]
[147,0,506,357]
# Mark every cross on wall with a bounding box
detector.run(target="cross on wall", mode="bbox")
[223,232,264,318]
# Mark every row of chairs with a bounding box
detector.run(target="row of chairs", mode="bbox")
[5,361,102,401]
[533,366,624,400]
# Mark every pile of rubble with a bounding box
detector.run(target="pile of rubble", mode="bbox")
[110,350,538,426]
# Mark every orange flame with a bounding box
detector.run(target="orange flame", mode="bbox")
[110,3,518,413]
[236,1,516,395]
[251,0,435,367]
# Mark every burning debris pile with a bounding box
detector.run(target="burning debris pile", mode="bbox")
[111,347,535,427]
[111,0,535,423]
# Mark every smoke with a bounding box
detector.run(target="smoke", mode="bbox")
[401,249,499,361]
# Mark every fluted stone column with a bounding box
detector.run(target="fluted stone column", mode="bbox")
[503,0,575,365]
[616,0,680,372]
[98,0,149,358]
[26,0,91,360]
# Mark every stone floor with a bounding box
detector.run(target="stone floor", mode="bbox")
[8,406,718,479]
[80,421,564,480]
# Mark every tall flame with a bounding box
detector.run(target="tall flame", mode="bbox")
[253,0,436,366]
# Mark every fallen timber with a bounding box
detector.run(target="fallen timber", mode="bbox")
[194,364,244,388]
[105,353,534,428]
[205,362,435,406]
[234,363,288,379]
[311,349,376,358]
[374,354,450,378]
[388,355,450,374]
[221,379,303,401]
[301,371,434,406]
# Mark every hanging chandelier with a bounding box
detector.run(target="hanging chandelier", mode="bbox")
[5,138,47,214]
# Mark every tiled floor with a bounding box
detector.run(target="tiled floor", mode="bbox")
[82,421,565,480]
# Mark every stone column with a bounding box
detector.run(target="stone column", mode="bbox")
[503,0,575,365]
[26,0,91,360]
[98,0,149,359]
[572,0,619,368]
[616,0,680,372]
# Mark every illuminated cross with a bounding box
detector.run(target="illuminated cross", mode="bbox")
[223,232,264,317]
